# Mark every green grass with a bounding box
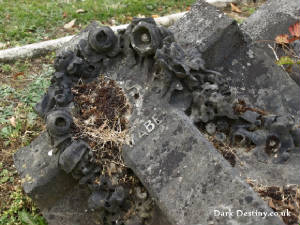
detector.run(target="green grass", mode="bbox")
[0,60,53,225]
[0,188,47,225]
[0,63,53,143]
[0,0,195,47]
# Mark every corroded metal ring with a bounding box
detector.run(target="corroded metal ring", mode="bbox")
[46,110,73,136]
[130,21,161,56]
[88,26,117,53]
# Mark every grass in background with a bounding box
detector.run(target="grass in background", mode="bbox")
[0,0,195,48]
[0,55,54,225]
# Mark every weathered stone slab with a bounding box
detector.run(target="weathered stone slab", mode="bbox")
[222,45,300,118]
[115,58,285,224]
[14,132,77,209]
[14,132,100,225]
[15,132,170,225]
[221,45,300,186]
[240,0,300,43]
[171,0,300,118]
[14,7,297,225]
[170,0,300,190]
[235,145,300,186]
[240,0,300,85]
[169,0,244,69]
[123,104,284,225]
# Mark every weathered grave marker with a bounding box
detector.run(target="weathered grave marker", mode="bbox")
[171,0,300,187]
[240,0,300,86]
[171,0,300,118]
[14,1,299,225]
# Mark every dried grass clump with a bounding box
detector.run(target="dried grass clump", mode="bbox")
[247,179,300,225]
[71,77,133,183]
[71,77,155,223]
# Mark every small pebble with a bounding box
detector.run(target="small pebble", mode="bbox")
[48,150,53,156]
[205,122,216,135]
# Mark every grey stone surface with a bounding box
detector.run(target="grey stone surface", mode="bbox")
[171,0,300,191]
[240,0,300,42]
[184,0,299,190]
[14,132,101,225]
[14,132,77,209]
[240,0,300,86]
[15,19,178,225]
[156,1,298,222]
[235,145,300,186]
[122,104,284,225]
[106,35,284,224]
[170,0,244,69]
[171,0,300,118]
[222,45,300,118]
[42,185,101,225]
[14,132,171,225]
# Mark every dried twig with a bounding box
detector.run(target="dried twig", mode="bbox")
[268,44,285,71]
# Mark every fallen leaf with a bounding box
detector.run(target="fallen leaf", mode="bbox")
[13,72,24,79]
[63,11,68,18]
[64,19,76,30]
[275,34,289,44]
[288,21,300,37]
[268,199,276,209]
[151,14,159,18]
[230,3,242,13]
[9,117,16,127]
[186,6,191,11]
[76,9,86,14]
[285,64,293,73]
